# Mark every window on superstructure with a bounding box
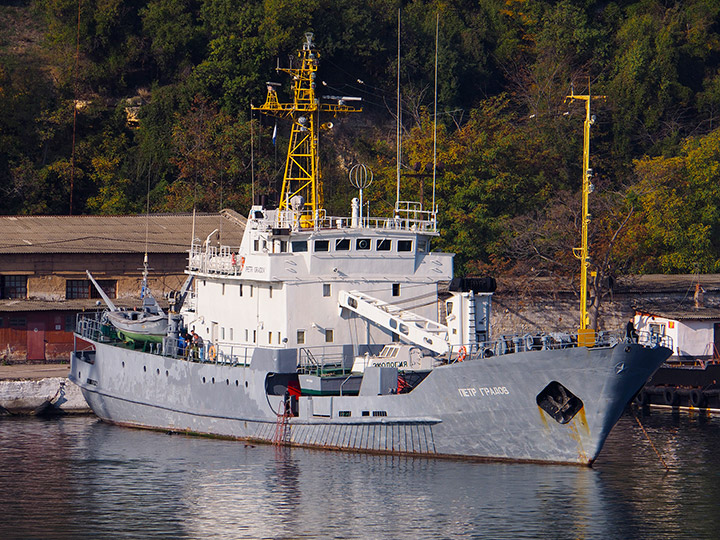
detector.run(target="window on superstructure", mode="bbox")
[245,329,249,342]
[314,240,329,252]
[230,328,234,341]
[418,241,428,252]
[377,239,391,251]
[269,286,273,299]
[398,240,412,252]
[253,330,256,343]
[239,284,243,296]
[1,275,28,299]
[297,330,305,344]
[278,332,282,344]
[222,284,225,295]
[392,283,400,297]
[292,241,308,252]
[336,239,350,251]
[250,285,253,297]
[323,284,331,297]
[356,238,371,250]
[325,329,334,343]
[254,239,259,252]
[221,327,225,340]
[280,241,288,253]
[268,331,272,344]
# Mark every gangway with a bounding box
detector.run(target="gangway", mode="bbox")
[338,290,454,355]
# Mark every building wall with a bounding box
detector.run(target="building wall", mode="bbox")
[0,252,190,363]
[491,287,720,339]
[0,312,77,364]
[1,252,188,300]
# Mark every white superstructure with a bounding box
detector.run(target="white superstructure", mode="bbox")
[183,203,453,365]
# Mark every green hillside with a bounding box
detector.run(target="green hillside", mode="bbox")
[2,0,720,280]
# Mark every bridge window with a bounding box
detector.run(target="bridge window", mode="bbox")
[314,240,329,252]
[292,241,308,252]
[377,239,391,251]
[336,239,350,251]
[356,238,371,250]
[398,240,412,252]
[392,283,400,296]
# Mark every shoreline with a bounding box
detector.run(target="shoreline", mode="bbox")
[0,364,90,415]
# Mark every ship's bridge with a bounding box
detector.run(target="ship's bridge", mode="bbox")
[187,201,452,282]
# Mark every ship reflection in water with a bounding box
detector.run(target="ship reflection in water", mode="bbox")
[0,412,718,539]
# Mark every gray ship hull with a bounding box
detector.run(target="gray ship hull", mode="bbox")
[70,338,669,465]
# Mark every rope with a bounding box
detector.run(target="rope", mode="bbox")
[632,408,670,473]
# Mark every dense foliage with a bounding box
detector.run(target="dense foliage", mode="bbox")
[3,0,720,281]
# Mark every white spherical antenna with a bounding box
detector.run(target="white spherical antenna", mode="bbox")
[349,163,373,189]
[349,164,373,227]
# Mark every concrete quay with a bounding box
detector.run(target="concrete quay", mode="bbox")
[0,364,90,415]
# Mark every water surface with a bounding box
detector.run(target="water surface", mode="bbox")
[1,410,718,539]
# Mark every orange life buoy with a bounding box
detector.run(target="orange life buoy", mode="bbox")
[457,345,467,362]
[208,344,217,362]
[240,256,245,270]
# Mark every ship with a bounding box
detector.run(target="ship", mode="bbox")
[70,33,672,465]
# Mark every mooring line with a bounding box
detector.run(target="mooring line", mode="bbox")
[632,408,670,473]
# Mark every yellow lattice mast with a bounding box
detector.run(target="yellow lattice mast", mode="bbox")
[253,32,360,226]
[566,85,605,347]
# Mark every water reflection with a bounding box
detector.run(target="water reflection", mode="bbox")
[0,411,718,539]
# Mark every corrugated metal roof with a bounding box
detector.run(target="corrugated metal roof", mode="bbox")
[0,298,149,312]
[634,303,720,321]
[0,210,246,254]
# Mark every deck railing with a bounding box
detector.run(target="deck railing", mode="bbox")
[447,330,673,363]
[76,313,673,370]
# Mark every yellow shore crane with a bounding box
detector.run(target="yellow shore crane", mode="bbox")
[253,32,361,226]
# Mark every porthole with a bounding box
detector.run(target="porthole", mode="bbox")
[226,379,229,385]
[235,380,239,386]
[202,377,206,383]
[156,368,160,375]
[165,370,169,377]
[121,361,125,368]
[212,377,215,384]
[245,381,248,388]
[143,366,147,372]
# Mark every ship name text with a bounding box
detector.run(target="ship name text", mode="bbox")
[458,386,510,398]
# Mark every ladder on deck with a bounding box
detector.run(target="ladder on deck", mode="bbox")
[338,290,451,355]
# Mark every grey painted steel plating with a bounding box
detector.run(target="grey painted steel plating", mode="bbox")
[70,338,669,465]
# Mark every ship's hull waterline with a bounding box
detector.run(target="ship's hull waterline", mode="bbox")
[71,339,669,465]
